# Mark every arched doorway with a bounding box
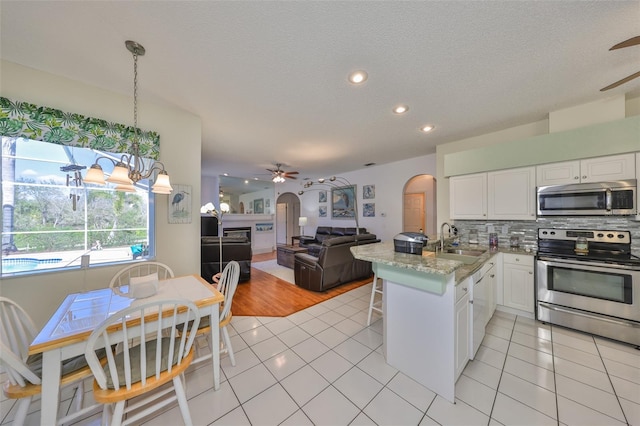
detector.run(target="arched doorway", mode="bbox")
[403,175,437,235]
[275,192,300,245]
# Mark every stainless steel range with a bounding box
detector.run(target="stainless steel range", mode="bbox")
[536,228,640,346]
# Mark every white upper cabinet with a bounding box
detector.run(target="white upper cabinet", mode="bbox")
[537,153,636,186]
[488,167,536,220]
[536,160,581,186]
[450,173,487,219]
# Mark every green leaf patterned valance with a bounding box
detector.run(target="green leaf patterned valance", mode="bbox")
[0,97,160,160]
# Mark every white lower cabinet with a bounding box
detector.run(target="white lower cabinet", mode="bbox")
[454,279,470,380]
[483,260,497,324]
[502,253,535,313]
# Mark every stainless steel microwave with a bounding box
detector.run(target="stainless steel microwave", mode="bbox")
[537,179,637,216]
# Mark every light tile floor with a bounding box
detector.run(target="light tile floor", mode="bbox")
[2,282,638,425]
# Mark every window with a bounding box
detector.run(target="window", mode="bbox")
[1,136,155,276]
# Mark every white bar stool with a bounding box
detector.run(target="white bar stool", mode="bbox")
[367,273,383,326]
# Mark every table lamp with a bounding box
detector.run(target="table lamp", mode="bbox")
[298,216,308,236]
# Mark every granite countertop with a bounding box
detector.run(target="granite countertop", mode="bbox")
[351,241,535,285]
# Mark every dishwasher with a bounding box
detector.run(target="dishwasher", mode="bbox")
[470,260,494,359]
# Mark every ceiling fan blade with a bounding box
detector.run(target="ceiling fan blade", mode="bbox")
[610,36,640,50]
[285,175,297,180]
[600,70,640,91]
[285,171,299,175]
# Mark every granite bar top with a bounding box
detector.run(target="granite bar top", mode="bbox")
[351,241,535,285]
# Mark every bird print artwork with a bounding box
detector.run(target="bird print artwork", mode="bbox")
[172,191,188,211]
[168,185,192,223]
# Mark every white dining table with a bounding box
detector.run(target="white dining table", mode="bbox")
[28,274,224,426]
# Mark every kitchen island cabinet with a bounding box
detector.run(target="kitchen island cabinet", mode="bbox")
[350,242,489,403]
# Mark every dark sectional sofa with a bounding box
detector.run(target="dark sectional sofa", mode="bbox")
[299,226,369,256]
[294,233,380,292]
[201,236,252,283]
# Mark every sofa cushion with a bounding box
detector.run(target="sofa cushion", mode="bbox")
[330,227,346,236]
[354,233,377,242]
[322,235,355,246]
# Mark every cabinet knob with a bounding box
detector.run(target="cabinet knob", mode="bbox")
[469,300,473,304]
[463,288,467,292]
[582,175,587,179]
[574,176,579,179]
[515,258,519,261]
[483,214,486,217]
[490,274,495,278]
[529,271,533,275]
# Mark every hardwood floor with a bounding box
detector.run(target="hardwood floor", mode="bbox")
[231,250,373,317]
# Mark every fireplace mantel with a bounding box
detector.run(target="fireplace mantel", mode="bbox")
[217,214,275,254]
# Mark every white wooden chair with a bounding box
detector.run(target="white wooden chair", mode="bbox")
[367,273,383,326]
[0,297,98,425]
[84,299,200,426]
[193,260,240,365]
[109,262,174,290]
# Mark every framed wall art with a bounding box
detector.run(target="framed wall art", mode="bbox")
[363,203,375,217]
[318,190,327,203]
[255,222,273,232]
[253,198,264,214]
[319,206,327,217]
[363,184,375,199]
[331,185,356,219]
[168,184,192,224]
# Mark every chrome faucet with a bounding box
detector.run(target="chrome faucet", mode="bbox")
[440,222,451,251]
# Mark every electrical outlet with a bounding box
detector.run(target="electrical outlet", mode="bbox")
[502,225,509,234]
[487,225,495,233]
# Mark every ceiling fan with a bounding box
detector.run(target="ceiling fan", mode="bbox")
[600,36,640,91]
[267,163,299,183]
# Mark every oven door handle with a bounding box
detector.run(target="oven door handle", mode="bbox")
[537,258,640,272]
[538,302,640,328]
[606,188,612,212]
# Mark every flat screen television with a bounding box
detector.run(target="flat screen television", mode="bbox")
[201,216,219,236]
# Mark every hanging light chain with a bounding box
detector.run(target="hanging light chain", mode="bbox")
[133,49,138,132]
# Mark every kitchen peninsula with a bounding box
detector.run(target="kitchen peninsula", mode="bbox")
[351,241,494,403]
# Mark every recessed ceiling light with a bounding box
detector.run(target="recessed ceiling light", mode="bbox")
[348,70,368,84]
[420,125,435,133]
[393,105,409,114]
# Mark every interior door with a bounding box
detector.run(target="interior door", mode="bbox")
[403,193,425,232]
[276,203,287,245]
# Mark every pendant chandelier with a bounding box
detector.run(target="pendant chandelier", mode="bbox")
[84,40,172,194]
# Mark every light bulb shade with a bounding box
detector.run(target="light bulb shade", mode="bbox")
[115,183,136,192]
[152,187,172,195]
[151,171,173,194]
[84,164,106,185]
[220,202,230,213]
[201,202,215,214]
[107,164,133,185]
[298,217,308,226]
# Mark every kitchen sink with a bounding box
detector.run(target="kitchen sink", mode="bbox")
[436,252,480,265]
[445,248,486,257]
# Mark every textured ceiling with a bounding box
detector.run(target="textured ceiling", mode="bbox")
[2,1,639,182]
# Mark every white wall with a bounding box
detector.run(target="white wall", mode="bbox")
[0,60,202,328]
[274,154,437,242]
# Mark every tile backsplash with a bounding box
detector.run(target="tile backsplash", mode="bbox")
[451,217,640,253]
